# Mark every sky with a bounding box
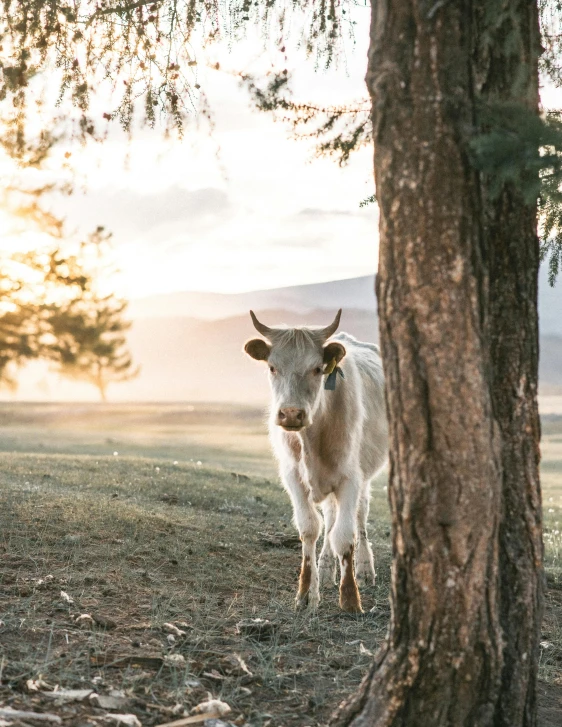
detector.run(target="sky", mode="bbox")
[8,4,562,302]
[47,5,378,299]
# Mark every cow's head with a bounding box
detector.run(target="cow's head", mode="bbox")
[244,310,345,431]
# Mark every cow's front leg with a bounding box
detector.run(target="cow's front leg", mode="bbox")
[331,479,362,613]
[285,476,321,610]
[318,496,337,587]
[355,485,376,586]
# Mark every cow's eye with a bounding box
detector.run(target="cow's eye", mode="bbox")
[314,366,323,375]
[269,366,276,374]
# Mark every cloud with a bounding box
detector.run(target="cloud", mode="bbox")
[46,30,380,299]
[58,186,231,240]
[268,235,327,249]
[296,207,355,218]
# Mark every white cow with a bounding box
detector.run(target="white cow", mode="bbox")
[244,309,388,612]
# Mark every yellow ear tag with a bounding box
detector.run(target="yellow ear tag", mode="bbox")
[324,358,337,376]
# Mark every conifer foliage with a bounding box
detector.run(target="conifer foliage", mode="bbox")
[0,181,137,398]
[0,241,87,389]
[241,5,562,286]
[50,290,138,401]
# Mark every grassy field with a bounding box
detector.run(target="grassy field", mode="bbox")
[0,403,561,726]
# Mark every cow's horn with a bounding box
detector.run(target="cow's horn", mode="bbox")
[318,309,342,340]
[250,310,273,338]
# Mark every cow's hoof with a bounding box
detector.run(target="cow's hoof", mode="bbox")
[355,563,376,587]
[295,590,319,612]
[341,601,364,614]
[339,585,363,614]
[318,559,337,588]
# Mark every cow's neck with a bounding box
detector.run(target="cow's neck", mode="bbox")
[300,381,344,446]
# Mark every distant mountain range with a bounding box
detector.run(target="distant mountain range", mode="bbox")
[116,267,562,401]
[8,269,562,402]
[129,275,378,320]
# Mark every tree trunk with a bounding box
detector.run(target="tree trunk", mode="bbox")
[488,188,543,727]
[96,363,107,402]
[479,5,544,723]
[332,1,543,725]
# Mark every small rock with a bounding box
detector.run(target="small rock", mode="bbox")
[192,700,231,717]
[76,614,95,629]
[105,714,141,727]
[90,694,130,710]
[236,618,277,640]
[26,677,52,692]
[60,590,74,604]
[258,532,300,549]
[164,653,186,666]
[36,575,55,587]
[162,622,186,637]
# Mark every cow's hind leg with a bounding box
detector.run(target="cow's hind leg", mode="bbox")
[331,480,362,613]
[318,496,337,587]
[289,487,321,611]
[355,483,376,586]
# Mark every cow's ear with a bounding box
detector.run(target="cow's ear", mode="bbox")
[323,341,346,364]
[244,338,271,361]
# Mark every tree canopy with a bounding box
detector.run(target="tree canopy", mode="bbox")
[0,0,351,153]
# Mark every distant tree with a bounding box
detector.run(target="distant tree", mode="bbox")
[0,303,37,391]
[50,293,138,401]
[0,237,91,391]
[0,178,136,398]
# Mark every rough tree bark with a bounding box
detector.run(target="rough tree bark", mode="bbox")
[331,1,543,725]
[481,5,544,724]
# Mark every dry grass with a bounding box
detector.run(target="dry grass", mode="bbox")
[0,452,391,727]
[0,403,561,725]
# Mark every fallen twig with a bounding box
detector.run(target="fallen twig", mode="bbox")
[0,707,62,723]
[90,653,163,669]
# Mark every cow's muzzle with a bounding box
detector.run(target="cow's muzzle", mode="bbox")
[277,407,306,431]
